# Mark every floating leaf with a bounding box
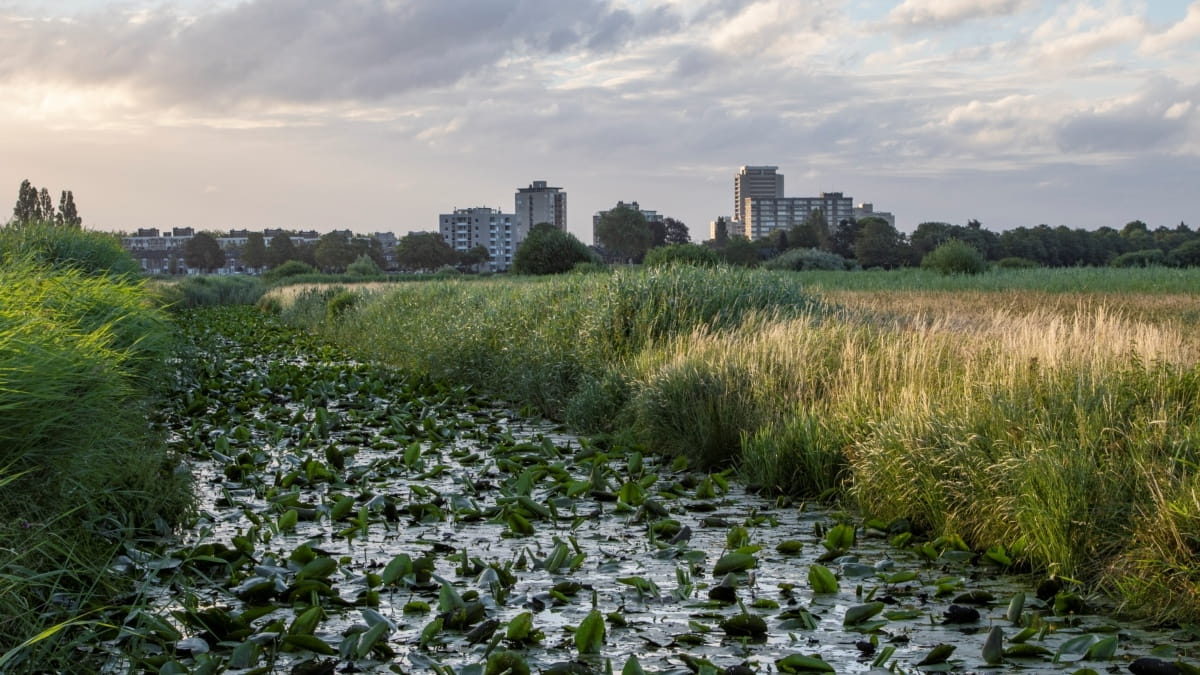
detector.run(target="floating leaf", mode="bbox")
[808,564,839,594]
[720,613,767,638]
[1007,591,1026,625]
[713,552,757,575]
[574,610,605,655]
[485,650,531,675]
[983,625,1004,665]
[776,653,835,673]
[282,634,336,655]
[843,602,885,626]
[296,557,336,581]
[776,540,804,555]
[917,644,956,666]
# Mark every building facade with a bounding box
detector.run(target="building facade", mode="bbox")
[733,166,784,226]
[438,207,517,271]
[742,192,854,240]
[515,180,567,233]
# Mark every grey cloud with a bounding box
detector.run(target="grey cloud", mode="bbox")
[887,0,1032,31]
[1055,78,1199,153]
[0,0,682,104]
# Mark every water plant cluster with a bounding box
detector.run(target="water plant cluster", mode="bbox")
[0,224,191,669]
[85,307,1200,672]
[272,265,1200,622]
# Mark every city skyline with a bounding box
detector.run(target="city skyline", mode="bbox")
[1,1,1197,240]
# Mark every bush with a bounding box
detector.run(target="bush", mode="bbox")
[164,275,267,307]
[513,226,596,275]
[763,247,855,271]
[570,261,610,275]
[921,239,987,275]
[1111,249,1166,268]
[346,254,382,276]
[1167,240,1200,267]
[996,256,1039,269]
[643,243,719,268]
[326,288,358,319]
[262,260,317,282]
[0,221,141,277]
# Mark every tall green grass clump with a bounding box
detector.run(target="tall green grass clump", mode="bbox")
[159,274,267,307]
[0,220,141,277]
[0,231,190,667]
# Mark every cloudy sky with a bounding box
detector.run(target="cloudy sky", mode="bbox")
[1,0,1197,239]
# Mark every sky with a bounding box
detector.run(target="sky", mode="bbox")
[1,0,1197,241]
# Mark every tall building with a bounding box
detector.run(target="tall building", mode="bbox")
[515,180,567,233]
[439,207,517,271]
[742,192,854,240]
[733,166,784,225]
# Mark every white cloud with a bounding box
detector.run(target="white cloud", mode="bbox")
[1140,0,1200,54]
[1026,3,1146,67]
[887,0,1031,30]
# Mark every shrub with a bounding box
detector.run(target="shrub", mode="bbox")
[164,275,267,307]
[1111,249,1166,268]
[921,239,987,275]
[262,260,317,282]
[326,288,358,319]
[513,226,596,275]
[1167,240,1200,267]
[763,247,854,271]
[643,243,719,268]
[996,256,1039,269]
[346,254,382,276]
[570,261,610,275]
[434,265,462,276]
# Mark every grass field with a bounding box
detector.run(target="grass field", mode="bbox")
[273,265,1200,621]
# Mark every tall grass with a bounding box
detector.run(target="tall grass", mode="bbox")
[0,234,191,665]
[0,220,141,277]
[276,265,1200,620]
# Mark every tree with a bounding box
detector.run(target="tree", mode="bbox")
[267,233,298,267]
[802,209,833,251]
[314,231,357,272]
[13,179,39,223]
[346,254,382,276]
[56,191,81,227]
[595,204,652,262]
[182,232,225,272]
[853,217,908,269]
[712,217,730,246]
[241,232,268,270]
[461,244,491,272]
[395,232,459,271]
[512,223,595,274]
[828,216,859,258]
[648,219,667,248]
[663,217,690,245]
[37,188,55,223]
[720,237,760,267]
[921,240,986,275]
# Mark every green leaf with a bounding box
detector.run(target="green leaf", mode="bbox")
[575,609,606,655]
[823,523,856,551]
[982,625,1004,665]
[283,634,336,655]
[776,540,804,555]
[1086,636,1118,660]
[506,612,533,641]
[843,602,884,626]
[356,620,390,659]
[381,554,412,586]
[917,644,956,666]
[288,606,322,636]
[296,556,336,581]
[776,653,835,673]
[621,655,648,675]
[713,552,756,575]
[808,564,839,594]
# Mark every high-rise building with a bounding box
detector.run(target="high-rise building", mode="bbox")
[733,166,784,225]
[742,192,854,240]
[515,180,567,234]
[439,207,517,271]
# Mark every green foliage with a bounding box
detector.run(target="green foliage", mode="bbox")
[0,256,189,662]
[314,231,358,272]
[182,231,225,272]
[1112,249,1166,268]
[396,231,459,272]
[595,204,653,262]
[347,254,383,276]
[162,275,267,307]
[763,247,855,271]
[921,239,987,275]
[0,221,140,277]
[642,243,719,268]
[512,225,596,275]
[996,256,1039,269]
[1169,240,1200,267]
[261,259,317,282]
[719,237,760,267]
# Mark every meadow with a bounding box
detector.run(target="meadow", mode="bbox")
[271,265,1200,622]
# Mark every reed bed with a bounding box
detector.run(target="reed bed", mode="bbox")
[277,265,1200,620]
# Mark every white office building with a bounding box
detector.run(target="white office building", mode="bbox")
[439,207,517,271]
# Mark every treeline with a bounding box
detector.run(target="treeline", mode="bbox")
[729,214,1200,269]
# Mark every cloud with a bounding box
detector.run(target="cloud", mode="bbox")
[1141,0,1200,55]
[1026,4,1146,67]
[0,0,683,106]
[1055,78,1200,154]
[886,0,1032,30]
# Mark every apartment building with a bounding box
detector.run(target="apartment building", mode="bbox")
[515,180,567,233]
[742,192,854,240]
[438,207,517,271]
[733,166,784,226]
